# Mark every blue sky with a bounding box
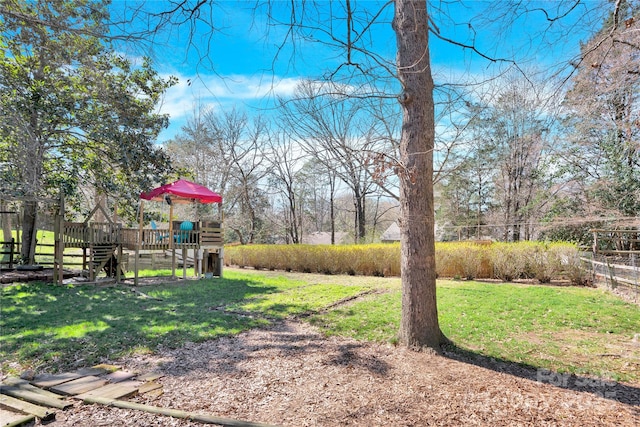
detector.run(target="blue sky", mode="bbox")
[111,1,607,143]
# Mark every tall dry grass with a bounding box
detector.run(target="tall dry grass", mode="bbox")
[224,241,585,284]
[226,244,401,277]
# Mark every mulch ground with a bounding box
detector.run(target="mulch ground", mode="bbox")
[34,321,639,427]
[0,268,78,285]
[3,268,638,425]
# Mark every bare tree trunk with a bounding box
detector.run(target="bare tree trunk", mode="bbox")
[395,0,443,350]
[329,171,336,245]
[357,194,366,242]
[21,200,38,264]
[297,196,303,244]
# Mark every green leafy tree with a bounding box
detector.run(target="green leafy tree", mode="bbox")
[0,0,176,263]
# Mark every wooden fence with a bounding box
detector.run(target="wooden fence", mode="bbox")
[582,253,639,294]
[0,239,85,268]
[0,238,16,268]
[585,228,640,301]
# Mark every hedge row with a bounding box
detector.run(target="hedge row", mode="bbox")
[224,241,589,285]
[225,244,401,277]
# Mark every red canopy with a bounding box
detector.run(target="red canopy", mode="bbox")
[140,179,222,204]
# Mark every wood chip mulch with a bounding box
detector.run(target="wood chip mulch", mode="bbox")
[36,321,639,427]
[0,268,78,285]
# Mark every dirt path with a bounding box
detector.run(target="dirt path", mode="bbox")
[42,321,639,426]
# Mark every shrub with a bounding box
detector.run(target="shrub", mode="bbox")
[435,241,494,279]
[435,242,463,278]
[225,241,581,283]
[555,244,592,286]
[490,242,529,282]
[528,242,559,283]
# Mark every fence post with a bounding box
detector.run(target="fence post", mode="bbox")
[9,237,14,268]
[633,254,639,301]
[54,194,65,284]
[605,258,617,289]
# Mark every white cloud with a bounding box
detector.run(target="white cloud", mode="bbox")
[156,76,197,119]
[156,72,304,120]
[154,73,306,142]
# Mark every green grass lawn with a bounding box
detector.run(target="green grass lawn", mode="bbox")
[310,279,640,384]
[0,270,371,374]
[2,269,639,385]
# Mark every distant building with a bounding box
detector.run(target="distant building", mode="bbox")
[301,231,349,245]
[381,222,401,243]
[380,221,440,242]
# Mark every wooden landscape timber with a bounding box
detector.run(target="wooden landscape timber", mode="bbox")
[83,397,280,427]
[0,393,56,421]
[0,366,151,424]
[0,412,35,427]
[0,365,279,426]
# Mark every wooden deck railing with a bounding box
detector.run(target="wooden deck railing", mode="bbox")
[63,222,122,247]
[62,222,87,247]
[201,221,223,248]
[63,222,223,251]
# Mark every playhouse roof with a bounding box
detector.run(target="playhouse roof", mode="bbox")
[140,179,222,204]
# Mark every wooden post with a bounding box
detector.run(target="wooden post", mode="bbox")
[168,203,174,250]
[135,200,144,286]
[88,243,95,281]
[54,193,65,284]
[219,247,224,278]
[9,238,15,269]
[117,234,123,283]
[54,209,59,283]
[196,248,203,278]
[182,247,187,279]
[169,203,176,278]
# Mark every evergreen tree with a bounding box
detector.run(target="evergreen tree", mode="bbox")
[0,0,176,263]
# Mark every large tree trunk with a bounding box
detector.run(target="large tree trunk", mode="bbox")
[394,0,443,350]
[1,200,12,243]
[1,200,14,264]
[21,200,38,264]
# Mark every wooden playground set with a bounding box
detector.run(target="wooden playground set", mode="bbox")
[1,180,224,285]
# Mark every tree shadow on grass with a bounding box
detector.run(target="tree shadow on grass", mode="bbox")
[442,341,640,407]
[0,277,283,374]
[1,277,387,379]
